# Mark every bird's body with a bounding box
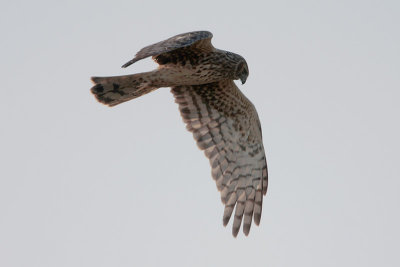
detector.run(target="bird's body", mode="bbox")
[91,31,268,237]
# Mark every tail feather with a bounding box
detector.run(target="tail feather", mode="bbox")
[90,74,157,107]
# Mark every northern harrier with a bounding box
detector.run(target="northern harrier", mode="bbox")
[90,31,268,237]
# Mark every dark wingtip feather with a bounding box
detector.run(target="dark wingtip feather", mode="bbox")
[253,212,261,226]
[223,216,230,227]
[243,226,251,236]
[121,58,139,68]
[232,224,240,237]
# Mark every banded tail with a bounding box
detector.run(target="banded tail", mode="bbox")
[90,73,157,107]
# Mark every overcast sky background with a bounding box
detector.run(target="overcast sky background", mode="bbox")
[1,0,399,266]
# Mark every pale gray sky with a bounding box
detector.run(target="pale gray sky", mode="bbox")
[1,0,399,266]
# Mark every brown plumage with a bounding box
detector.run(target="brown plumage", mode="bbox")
[90,31,268,237]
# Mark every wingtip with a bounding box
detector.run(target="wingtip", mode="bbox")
[243,229,250,236]
[223,217,230,227]
[121,62,131,68]
[253,213,261,226]
[232,228,239,238]
[121,58,139,68]
[243,219,252,236]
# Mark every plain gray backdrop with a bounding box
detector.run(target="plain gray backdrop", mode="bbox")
[1,0,399,266]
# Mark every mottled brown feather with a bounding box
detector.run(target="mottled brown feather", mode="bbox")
[171,80,268,237]
[122,31,214,68]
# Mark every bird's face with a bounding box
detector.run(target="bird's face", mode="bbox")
[235,60,249,84]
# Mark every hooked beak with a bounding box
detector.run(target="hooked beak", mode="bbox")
[240,76,247,85]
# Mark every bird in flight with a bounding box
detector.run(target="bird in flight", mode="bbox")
[90,31,268,237]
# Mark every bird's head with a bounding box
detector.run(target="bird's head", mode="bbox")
[234,59,249,85]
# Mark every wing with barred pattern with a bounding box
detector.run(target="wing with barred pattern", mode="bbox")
[171,80,268,237]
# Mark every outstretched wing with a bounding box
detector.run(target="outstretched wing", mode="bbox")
[122,31,214,68]
[171,80,268,237]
